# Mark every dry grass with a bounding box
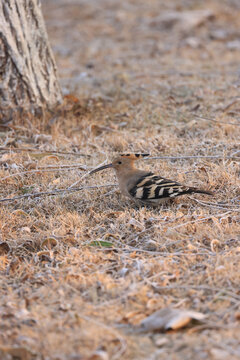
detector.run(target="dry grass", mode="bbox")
[0,0,240,359]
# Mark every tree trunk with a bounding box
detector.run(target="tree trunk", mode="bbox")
[0,0,62,123]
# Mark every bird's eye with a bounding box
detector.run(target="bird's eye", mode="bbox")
[118,161,122,165]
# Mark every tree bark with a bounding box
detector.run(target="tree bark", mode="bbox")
[0,0,62,123]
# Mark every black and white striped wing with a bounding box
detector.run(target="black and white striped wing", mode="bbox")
[129,173,190,201]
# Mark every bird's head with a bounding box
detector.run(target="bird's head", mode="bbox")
[90,153,149,174]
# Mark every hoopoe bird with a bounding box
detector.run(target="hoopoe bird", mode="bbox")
[90,154,213,206]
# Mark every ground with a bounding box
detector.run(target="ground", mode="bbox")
[0,0,240,359]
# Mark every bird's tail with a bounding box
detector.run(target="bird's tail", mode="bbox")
[190,187,213,196]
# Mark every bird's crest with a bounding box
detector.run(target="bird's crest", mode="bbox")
[120,153,150,160]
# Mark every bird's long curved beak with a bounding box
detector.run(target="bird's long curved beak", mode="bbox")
[90,163,113,174]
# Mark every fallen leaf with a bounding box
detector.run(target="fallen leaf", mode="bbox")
[210,29,229,41]
[20,226,31,233]
[41,237,58,249]
[59,303,72,311]
[34,134,52,143]
[20,186,35,194]
[89,240,113,248]
[51,177,61,185]
[211,239,221,252]
[6,258,20,275]
[140,307,207,332]
[150,10,214,32]
[90,124,115,136]
[0,242,10,255]
[39,155,60,164]
[64,94,80,103]
[145,240,158,251]
[12,209,29,217]
[235,312,240,321]
[185,37,201,49]
[0,346,34,360]
[153,336,169,347]
[68,247,81,256]
[37,250,51,257]
[24,161,37,170]
[210,348,231,359]
[128,218,144,231]
[88,350,109,360]
[118,267,129,277]
[125,311,141,320]
[36,251,52,263]
[0,152,18,164]
[227,40,240,50]
[29,152,53,160]
[103,233,119,240]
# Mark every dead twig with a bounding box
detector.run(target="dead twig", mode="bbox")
[187,322,233,333]
[127,210,236,245]
[189,197,240,210]
[168,211,232,230]
[194,114,240,126]
[152,284,240,301]
[221,98,240,112]
[37,163,87,169]
[0,147,91,157]
[0,166,88,181]
[146,155,240,161]
[0,184,117,203]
